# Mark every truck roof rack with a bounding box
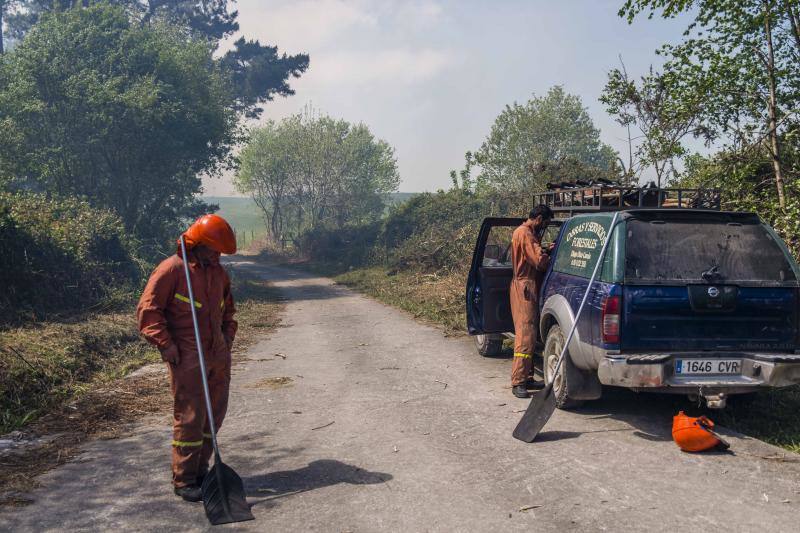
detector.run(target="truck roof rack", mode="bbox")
[536,183,721,218]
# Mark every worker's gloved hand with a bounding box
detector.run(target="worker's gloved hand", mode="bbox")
[160,344,180,365]
[224,334,233,352]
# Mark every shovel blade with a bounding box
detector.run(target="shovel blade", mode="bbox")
[512,383,557,443]
[202,461,254,525]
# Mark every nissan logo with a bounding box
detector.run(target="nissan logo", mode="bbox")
[708,286,720,298]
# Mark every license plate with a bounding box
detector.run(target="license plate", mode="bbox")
[675,359,741,375]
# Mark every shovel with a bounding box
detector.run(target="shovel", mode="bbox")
[179,236,254,525]
[513,212,621,443]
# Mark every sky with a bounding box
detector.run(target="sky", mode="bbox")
[203,0,693,196]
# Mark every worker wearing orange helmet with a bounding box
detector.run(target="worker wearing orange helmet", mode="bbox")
[137,214,238,502]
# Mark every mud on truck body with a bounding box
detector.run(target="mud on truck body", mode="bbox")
[466,184,800,409]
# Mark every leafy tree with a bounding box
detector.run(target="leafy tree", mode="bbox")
[450,151,476,190]
[678,133,800,256]
[474,86,618,192]
[236,111,400,241]
[0,4,238,244]
[219,37,309,119]
[4,1,309,118]
[6,1,238,41]
[620,0,800,209]
[601,63,702,186]
[233,119,293,239]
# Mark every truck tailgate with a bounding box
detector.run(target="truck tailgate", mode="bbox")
[621,285,798,352]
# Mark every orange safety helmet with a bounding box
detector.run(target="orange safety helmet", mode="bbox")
[672,411,721,452]
[181,214,237,255]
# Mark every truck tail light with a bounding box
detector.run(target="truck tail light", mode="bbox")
[602,295,621,344]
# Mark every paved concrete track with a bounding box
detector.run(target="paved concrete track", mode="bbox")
[4,261,800,532]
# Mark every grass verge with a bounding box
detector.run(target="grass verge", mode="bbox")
[318,263,800,454]
[0,268,283,507]
[323,266,466,336]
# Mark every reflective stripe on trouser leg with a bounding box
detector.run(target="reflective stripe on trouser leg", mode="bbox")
[509,278,538,386]
[167,336,232,487]
[168,355,208,488]
[172,439,203,447]
[511,352,533,386]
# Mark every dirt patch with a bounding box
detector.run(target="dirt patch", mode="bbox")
[245,376,294,390]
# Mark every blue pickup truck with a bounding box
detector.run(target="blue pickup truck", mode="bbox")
[466,186,800,409]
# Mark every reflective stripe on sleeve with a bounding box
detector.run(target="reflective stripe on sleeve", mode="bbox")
[172,439,203,447]
[219,299,225,310]
[175,293,202,308]
[513,352,532,359]
[203,433,213,439]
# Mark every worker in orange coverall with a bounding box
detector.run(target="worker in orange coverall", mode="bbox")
[510,205,553,399]
[137,214,237,502]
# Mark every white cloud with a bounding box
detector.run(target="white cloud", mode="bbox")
[232,0,377,51]
[378,1,444,29]
[312,47,453,86]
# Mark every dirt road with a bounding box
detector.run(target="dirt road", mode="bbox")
[4,262,800,532]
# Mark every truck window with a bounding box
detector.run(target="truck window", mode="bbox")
[552,216,612,279]
[482,226,514,267]
[625,219,798,284]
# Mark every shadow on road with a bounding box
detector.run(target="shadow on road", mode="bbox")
[563,387,731,443]
[243,459,392,508]
[534,430,582,442]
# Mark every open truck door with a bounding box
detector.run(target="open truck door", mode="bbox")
[466,217,525,335]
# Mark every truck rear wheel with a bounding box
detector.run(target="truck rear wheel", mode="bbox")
[543,325,584,409]
[475,334,504,357]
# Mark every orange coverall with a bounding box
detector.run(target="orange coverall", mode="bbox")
[137,249,237,488]
[510,220,551,386]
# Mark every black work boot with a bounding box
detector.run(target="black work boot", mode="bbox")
[512,385,530,399]
[526,377,545,390]
[174,485,202,502]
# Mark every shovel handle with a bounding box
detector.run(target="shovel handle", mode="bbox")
[179,236,221,458]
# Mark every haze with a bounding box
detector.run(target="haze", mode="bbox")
[203,0,691,196]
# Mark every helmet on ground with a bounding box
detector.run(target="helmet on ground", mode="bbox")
[182,214,237,255]
[672,411,721,452]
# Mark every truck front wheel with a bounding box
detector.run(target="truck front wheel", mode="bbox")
[543,325,584,409]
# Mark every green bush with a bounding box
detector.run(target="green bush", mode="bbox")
[378,189,529,273]
[300,188,532,274]
[0,192,144,323]
[299,224,382,270]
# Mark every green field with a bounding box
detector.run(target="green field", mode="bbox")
[205,193,418,247]
[205,196,267,248]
